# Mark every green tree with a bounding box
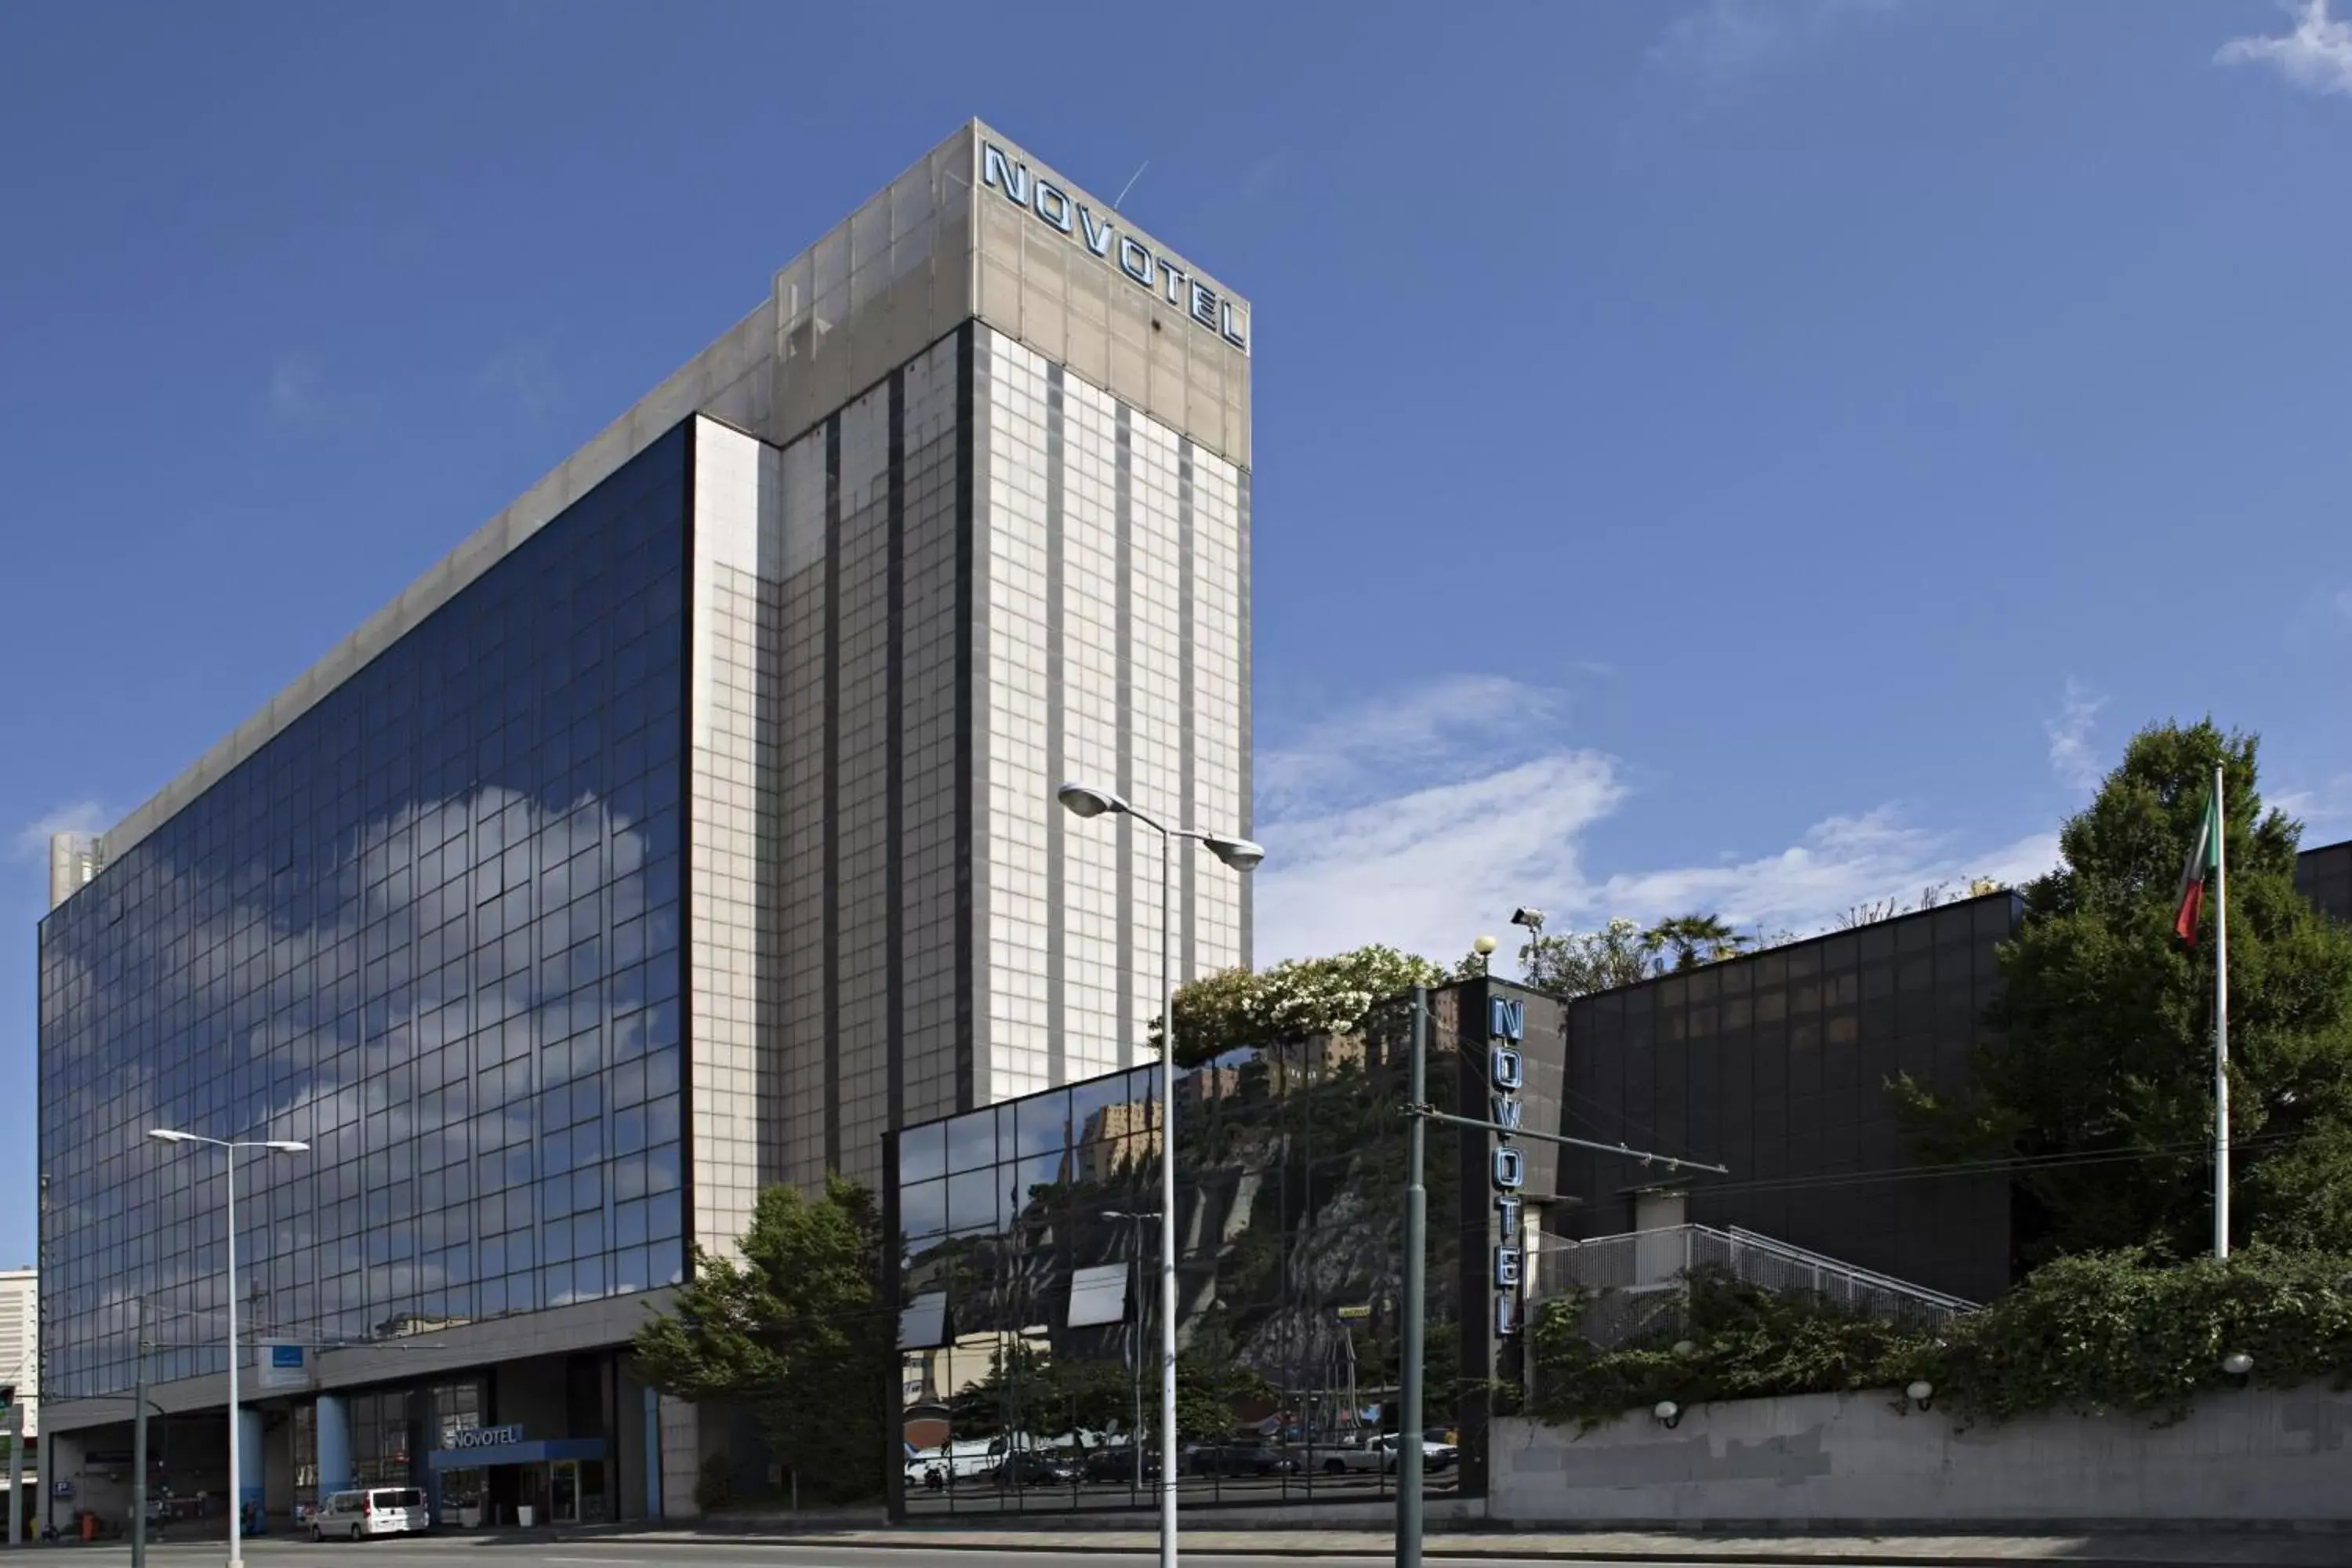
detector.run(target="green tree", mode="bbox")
[1639,913,1746,972]
[1163,946,1450,1066]
[1896,720,2352,1262]
[631,1176,894,1504]
[1519,917,1653,1000]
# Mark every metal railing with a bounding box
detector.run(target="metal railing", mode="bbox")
[1532,1223,1976,1348]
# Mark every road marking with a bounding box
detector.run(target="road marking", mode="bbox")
[542,1558,648,1565]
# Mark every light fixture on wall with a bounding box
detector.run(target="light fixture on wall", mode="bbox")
[1652,1399,1682,1430]
[1905,1380,1935,1412]
[2220,1351,2253,1384]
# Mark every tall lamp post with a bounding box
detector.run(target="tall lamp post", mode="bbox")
[147,1129,307,1568]
[1057,782,1262,1568]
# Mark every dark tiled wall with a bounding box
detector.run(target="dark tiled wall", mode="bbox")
[2297,839,2352,926]
[1560,895,2019,1304]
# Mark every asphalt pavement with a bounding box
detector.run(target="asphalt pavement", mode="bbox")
[18,1545,1583,1568]
[31,1534,2352,1568]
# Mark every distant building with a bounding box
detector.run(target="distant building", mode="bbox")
[1074,1101,1156,1185]
[0,1266,33,1439]
[44,837,98,911]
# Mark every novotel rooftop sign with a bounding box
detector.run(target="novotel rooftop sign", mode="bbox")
[980,143,1250,358]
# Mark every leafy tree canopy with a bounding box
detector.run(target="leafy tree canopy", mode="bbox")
[631,1175,894,1504]
[1163,946,1449,1066]
[1519,917,1653,1000]
[1896,719,2352,1262]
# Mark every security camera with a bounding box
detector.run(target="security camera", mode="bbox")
[1510,907,1545,929]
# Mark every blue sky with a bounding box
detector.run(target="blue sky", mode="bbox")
[5,0,2352,1264]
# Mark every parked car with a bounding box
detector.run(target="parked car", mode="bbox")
[311,1487,430,1541]
[1080,1446,1160,1483]
[1189,1441,1301,1477]
[1373,1433,1458,1472]
[1312,1437,1385,1475]
[990,1452,1076,1487]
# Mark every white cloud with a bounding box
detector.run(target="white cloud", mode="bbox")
[1595,812,2057,935]
[1255,750,1626,967]
[12,799,110,860]
[267,350,324,423]
[2274,773,2352,832]
[1255,673,1559,820]
[1249,675,2060,968]
[1653,0,1900,88]
[2218,0,2352,96]
[2045,678,2107,793]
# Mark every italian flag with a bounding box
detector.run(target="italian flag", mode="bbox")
[2174,784,2220,944]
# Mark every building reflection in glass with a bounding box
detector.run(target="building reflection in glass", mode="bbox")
[37,430,692,1401]
[887,1007,1468,1515]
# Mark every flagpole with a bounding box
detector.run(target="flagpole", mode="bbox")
[2213,762,2230,1261]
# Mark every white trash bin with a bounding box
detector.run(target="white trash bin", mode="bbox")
[517,1506,535,1529]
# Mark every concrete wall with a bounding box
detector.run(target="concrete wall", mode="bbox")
[1490,1385,2352,1526]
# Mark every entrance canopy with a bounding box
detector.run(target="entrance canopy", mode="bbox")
[426,1438,605,1471]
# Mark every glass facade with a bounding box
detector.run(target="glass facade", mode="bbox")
[889,1017,1467,1515]
[38,428,691,1401]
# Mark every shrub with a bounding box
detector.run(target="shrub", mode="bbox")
[693,1452,735,1512]
[1530,1247,2352,1432]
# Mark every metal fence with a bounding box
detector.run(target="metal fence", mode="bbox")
[1530,1224,1976,1348]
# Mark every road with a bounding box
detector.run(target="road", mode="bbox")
[27,1542,1973,1568]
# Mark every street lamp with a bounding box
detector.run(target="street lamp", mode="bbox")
[147,1129,307,1568]
[1058,781,1262,1568]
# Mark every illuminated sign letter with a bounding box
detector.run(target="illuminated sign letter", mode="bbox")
[980,143,1029,205]
[1078,206,1116,259]
[1033,181,1075,234]
[1490,1046,1524,1091]
[1221,299,1250,354]
[1117,236,1155,288]
[1189,280,1219,329]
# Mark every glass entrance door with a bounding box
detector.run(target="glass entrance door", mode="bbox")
[550,1461,579,1526]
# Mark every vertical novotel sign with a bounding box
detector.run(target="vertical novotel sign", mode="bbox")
[979,142,1251,356]
[1489,994,1526,1337]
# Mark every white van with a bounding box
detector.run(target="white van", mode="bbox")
[311,1487,429,1540]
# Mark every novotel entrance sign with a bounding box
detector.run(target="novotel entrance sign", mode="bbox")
[980,143,1250,357]
[442,1424,524,1452]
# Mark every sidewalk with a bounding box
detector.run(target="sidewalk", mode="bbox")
[461,1521,2352,1567]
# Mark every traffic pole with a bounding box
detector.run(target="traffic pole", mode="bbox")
[1397,985,1426,1568]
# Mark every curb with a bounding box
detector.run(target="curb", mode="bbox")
[509,1532,2328,1567]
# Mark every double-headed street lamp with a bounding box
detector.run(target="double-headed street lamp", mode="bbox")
[147,1129,307,1568]
[1057,782,1261,1568]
